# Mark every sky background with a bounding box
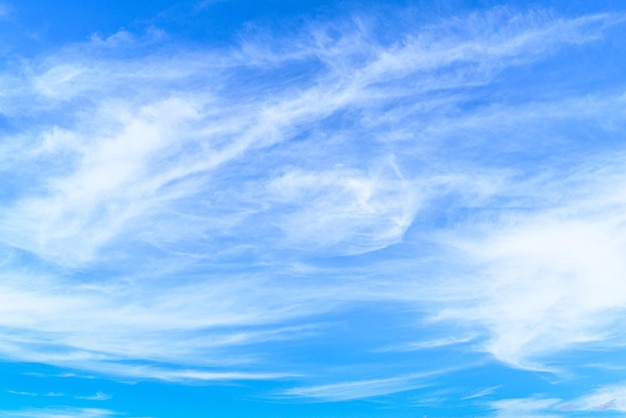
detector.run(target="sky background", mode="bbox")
[1,0,626,417]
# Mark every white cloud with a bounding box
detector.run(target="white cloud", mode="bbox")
[561,383,626,412]
[488,397,561,418]
[0,6,623,385]
[377,335,476,352]
[461,386,500,400]
[0,9,618,267]
[280,362,475,402]
[0,408,118,418]
[0,271,344,379]
[429,164,626,369]
[263,158,420,254]
[280,374,431,402]
[75,392,112,401]
[7,390,37,397]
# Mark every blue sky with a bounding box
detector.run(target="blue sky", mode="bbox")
[1,0,626,417]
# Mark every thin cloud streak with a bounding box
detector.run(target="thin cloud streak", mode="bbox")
[279,370,449,402]
[280,363,479,402]
[0,408,119,418]
[377,335,476,352]
[488,397,561,418]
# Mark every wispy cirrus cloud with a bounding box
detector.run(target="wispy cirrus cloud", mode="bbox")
[488,397,561,418]
[0,5,624,404]
[0,408,119,418]
[1,8,618,266]
[7,390,112,402]
[74,392,112,401]
[487,384,626,416]
[7,390,37,397]
[377,335,477,352]
[430,160,626,370]
[559,382,626,412]
[279,373,435,402]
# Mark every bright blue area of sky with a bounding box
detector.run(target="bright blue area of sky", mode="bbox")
[2,0,626,417]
